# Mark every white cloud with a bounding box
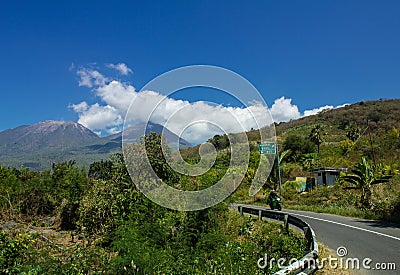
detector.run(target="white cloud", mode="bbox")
[70,101,88,113]
[123,91,277,144]
[106,63,133,75]
[72,65,348,143]
[72,70,276,142]
[77,68,108,88]
[269,97,301,122]
[302,103,349,117]
[303,105,333,117]
[74,103,122,134]
[96,80,137,111]
[336,103,350,109]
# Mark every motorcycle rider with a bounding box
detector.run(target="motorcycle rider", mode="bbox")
[267,190,280,210]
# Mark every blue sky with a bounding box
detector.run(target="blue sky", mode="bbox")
[1,0,399,138]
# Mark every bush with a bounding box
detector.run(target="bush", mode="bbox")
[0,232,34,274]
[339,140,355,155]
[110,210,307,275]
[283,134,315,162]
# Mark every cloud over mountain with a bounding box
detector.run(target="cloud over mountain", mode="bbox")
[70,64,347,144]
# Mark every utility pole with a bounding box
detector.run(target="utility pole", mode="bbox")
[367,120,377,170]
[276,143,282,197]
[258,141,282,196]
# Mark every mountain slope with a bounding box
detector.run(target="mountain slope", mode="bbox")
[0,120,100,155]
[0,121,191,169]
[276,99,400,136]
[105,122,192,151]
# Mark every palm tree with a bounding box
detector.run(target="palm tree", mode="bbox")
[340,157,392,208]
[309,125,325,154]
[346,124,361,142]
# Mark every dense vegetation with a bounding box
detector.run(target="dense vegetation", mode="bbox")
[1,98,400,273]
[232,99,400,222]
[0,133,307,274]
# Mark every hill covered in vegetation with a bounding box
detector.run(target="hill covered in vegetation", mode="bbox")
[183,98,400,222]
[256,99,399,221]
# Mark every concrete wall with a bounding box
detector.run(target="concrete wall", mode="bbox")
[317,171,340,186]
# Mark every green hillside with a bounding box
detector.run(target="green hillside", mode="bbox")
[275,99,400,164]
[188,99,400,222]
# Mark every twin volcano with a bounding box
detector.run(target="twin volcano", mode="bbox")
[0,120,191,169]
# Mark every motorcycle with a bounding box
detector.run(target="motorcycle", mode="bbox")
[269,196,282,211]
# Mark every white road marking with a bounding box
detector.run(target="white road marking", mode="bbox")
[287,211,400,242]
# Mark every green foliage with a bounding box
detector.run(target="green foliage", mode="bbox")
[110,210,307,275]
[88,159,113,181]
[367,111,382,123]
[144,132,180,184]
[0,161,87,227]
[0,232,35,274]
[78,155,141,237]
[283,134,315,162]
[345,124,361,142]
[309,124,326,153]
[339,139,355,155]
[340,157,392,207]
[0,230,112,274]
[299,153,321,170]
[390,194,400,222]
[51,161,88,230]
[265,149,291,191]
[208,134,230,150]
[377,127,400,162]
[282,180,302,200]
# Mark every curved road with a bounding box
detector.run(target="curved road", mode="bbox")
[234,204,400,275]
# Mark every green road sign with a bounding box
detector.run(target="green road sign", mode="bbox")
[258,142,276,155]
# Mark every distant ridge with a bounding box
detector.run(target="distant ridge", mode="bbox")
[2,98,399,169]
[0,120,191,169]
[0,120,100,154]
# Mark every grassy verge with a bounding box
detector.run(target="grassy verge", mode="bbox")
[316,243,351,275]
[282,184,400,223]
[231,182,399,223]
[0,209,311,274]
[238,211,352,275]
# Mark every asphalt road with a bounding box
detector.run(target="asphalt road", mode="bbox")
[234,204,400,275]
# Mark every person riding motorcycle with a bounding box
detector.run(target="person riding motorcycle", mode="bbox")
[267,190,281,210]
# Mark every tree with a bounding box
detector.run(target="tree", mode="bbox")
[144,132,180,184]
[339,139,355,155]
[51,161,88,229]
[346,124,361,142]
[88,159,113,180]
[340,157,392,208]
[299,153,320,171]
[283,134,315,162]
[309,125,325,154]
[208,134,229,150]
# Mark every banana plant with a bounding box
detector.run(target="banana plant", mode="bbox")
[340,157,392,208]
